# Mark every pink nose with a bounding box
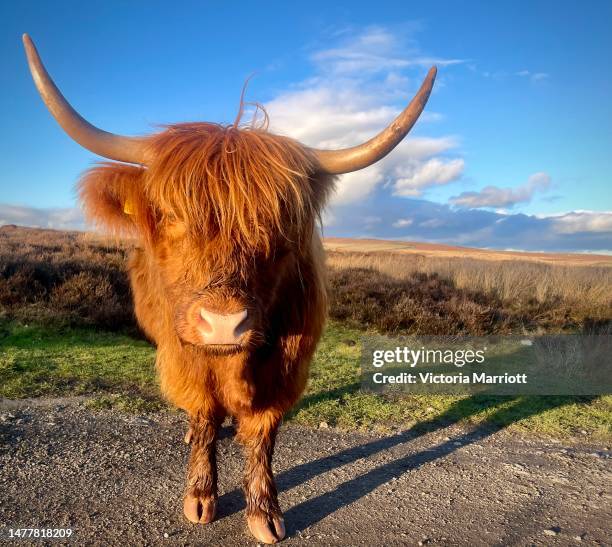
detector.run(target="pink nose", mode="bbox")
[198,308,249,345]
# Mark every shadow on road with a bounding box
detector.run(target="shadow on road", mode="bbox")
[217,394,594,533]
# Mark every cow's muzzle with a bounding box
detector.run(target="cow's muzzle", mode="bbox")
[196,308,251,346]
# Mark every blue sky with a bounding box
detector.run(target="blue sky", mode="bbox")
[1,0,611,252]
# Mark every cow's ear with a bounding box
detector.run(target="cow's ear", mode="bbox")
[78,163,154,237]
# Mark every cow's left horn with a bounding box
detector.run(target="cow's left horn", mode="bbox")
[22,34,148,165]
[310,66,437,175]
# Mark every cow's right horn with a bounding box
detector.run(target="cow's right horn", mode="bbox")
[22,34,148,165]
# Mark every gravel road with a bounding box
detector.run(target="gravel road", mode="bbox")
[0,398,610,546]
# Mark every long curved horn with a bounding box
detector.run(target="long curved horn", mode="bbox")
[22,34,148,165]
[311,66,437,174]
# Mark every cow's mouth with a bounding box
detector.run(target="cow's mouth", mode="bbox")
[199,343,248,356]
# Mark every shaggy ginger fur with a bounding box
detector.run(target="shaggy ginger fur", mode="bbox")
[78,122,335,543]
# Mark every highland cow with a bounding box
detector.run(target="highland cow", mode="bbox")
[23,34,435,543]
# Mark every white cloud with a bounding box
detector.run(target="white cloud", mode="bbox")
[393,158,465,197]
[391,136,459,159]
[545,211,612,234]
[310,26,466,75]
[0,203,85,230]
[331,164,385,204]
[419,218,447,228]
[450,172,551,208]
[321,209,336,227]
[265,26,465,205]
[363,215,383,230]
[392,218,413,228]
[514,69,550,83]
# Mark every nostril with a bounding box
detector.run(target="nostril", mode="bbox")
[233,311,250,336]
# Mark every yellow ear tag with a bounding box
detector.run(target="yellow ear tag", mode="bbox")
[123,200,134,215]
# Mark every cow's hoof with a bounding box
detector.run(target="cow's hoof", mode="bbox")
[247,515,286,544]
[183,493,217,524]
[184,427,193,444]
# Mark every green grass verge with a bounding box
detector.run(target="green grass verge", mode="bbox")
[0,322,163,411]
[1,320,610,441]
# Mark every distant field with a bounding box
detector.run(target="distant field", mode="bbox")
[1,225,611,440]
[2,225,610,334]
[324,237,612,266]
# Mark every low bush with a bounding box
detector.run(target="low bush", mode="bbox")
[1,226,610,336]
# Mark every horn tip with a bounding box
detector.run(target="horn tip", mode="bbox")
[22,34,39,74]
[22,34,36,60]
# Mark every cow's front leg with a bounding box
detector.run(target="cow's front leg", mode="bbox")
[183,410,221,524]
[237,412,285,544]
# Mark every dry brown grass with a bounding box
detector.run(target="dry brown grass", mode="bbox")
[0,225,135,332]
[1,226,610,336]
[326,251,611,334]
